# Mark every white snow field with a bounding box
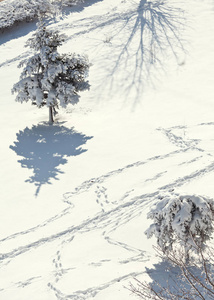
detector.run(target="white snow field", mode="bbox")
[1,0,214,299]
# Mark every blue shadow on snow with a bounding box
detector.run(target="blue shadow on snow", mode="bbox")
[131,259,212,299]
[10,123,93,196]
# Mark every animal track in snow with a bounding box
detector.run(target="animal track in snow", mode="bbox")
[53,251,63,283]
[157,127,201,150]
[95,185,110,212]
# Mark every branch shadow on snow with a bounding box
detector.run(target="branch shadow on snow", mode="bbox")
[61,0,186,105]
[144,261,191,296]
[10,123,93,196]
[109,0,186,103]
[132,260,211,299]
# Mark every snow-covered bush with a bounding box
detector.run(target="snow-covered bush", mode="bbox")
[0,0,85,30]
[0,0,54,30]
[12,20,90,123]
[145,191,214,254]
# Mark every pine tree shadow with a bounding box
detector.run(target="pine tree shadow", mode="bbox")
[10,123,93,196]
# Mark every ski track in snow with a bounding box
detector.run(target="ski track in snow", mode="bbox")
[1,122,214,298]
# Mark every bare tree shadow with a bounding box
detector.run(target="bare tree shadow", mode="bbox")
[59,0,186,105]
[108,0,186,104]
[10,123,93,196]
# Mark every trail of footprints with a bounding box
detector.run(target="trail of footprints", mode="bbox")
[95,185,110,212]
[48,123,214,298]
[53,251,63,283]
[2,123,213,298]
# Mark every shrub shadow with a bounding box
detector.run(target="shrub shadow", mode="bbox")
[0,21,37,46]
[10,123,93,196]
[131,259,212,299]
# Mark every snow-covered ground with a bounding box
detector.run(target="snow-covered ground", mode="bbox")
[1,0,214,299]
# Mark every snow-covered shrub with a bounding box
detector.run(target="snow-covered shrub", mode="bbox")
[145,191,214,254]
[12,20,90,123]
[0,0,85,30]
[0,0,54,30]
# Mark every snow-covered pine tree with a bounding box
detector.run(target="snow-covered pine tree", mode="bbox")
[12,20,90,123]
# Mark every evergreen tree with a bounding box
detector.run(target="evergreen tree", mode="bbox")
[12,21,90,123]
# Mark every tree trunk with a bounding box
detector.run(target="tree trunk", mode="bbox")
[49,106,54,124]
